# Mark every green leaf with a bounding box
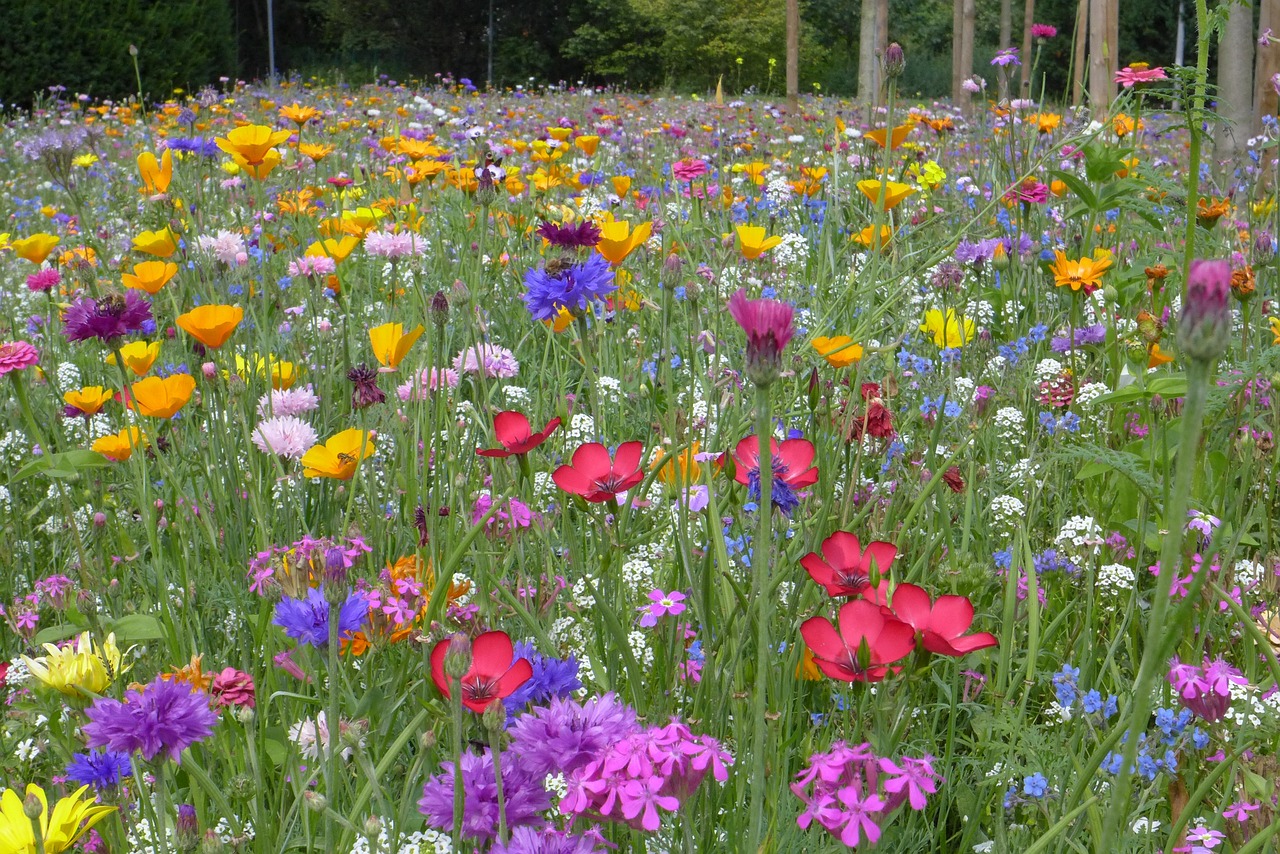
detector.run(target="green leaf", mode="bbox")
[32,622,89,646]
[1050,170,1097,210]
[11,448,112,482]
[107,614,166,642]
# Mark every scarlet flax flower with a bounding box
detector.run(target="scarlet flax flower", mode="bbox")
[430,631,532,713]
[553,441,644,502]
[730,435,818,516]
[801,531,897,598]
[476,411,561,458]
[800,599,915,682]
[888,584,998,656]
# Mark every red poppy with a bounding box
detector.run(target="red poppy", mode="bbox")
[476,411,562,458]
[888,583,998,657]
[552,441,645,502]
[430,631,532,713]
[799,599,915,682]
[728,435,818,516]
[801,531,897,598]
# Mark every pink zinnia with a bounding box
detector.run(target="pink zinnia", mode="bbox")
[252,415,318,459]
[727,288,794,385]
[0,340,40,376]
[26,269,61,293]
[209,667,256,708]
[671,158,708,183]
[1031,23,1057,38]
[1114,64,1168,87]
[397,368,460,400]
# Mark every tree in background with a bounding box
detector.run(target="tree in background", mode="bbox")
[1213,0,1255,171]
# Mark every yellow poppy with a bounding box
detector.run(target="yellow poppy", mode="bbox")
[857,179,916,211]
[11,233,61,264]
[132,228,179,258]
[301,429,377,479]
[137,149,173,195]
[232,354,299,389]
[920,308,975,349]
[63,386,113,416]
[298,142,335,162]
[121,260,178,294]
[106,340,161,377]
[852,225,894,250]
[650,442,701,486]
[305,236,360,263]
[0,784,116,854]
[596,218,652,266]
[92,426,146,461]
[215,124,293,165]
[130,374,196,418]
[611,176,631,198]
[735,224,782,260]
[811,335,864,368]
[176,305,244,349]
[279,103,322,126]
[369,322,425,369]
[1050,249,1113,292]
[1271,317,1280,346]
[233,148,282,181]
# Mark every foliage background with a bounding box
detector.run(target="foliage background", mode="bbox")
[0,0,1192,107]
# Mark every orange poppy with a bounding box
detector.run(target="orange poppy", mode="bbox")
[130,374,196,418]
[176,305,244,349]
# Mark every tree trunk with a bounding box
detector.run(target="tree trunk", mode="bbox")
[1256,0,1280,134]
[1020,0,1036,95]
[952,0,965,102]
[1214,0,1255,172]
[1072,0,1087,106]
[786,0,799,113]
[858,0,877,104]
[1000,0,1012,49]
[875,0,889,100]
[1087,0,1115,113]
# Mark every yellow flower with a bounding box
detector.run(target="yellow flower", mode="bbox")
[92,427,146,461]
[215,124,293,165]
[852,225,894,250]
[650,442,702,487]
[1148,342,1174,368]
[20,632,125,696]
[369,322,424,369]
[63,386,113,416]
[11,233,61,265]
[1050,249,1113,292]
[121,260,178,294]
[574,135,600,156]
[132,228,179,258]
[305,236,360,264]
[857,179,916,211]
[232,354,299,389]
[302,429,377,479]
[72,153,99,168]
[920,308,975,349]
[129,374,196,418]
[298,142,335,162]
[176,305,244,349]
[596,218,653,266]
[106,340,161,377]
[811,335,864,368]
[735,224,782,260]
[137,149,173,195]
[279,103,322,126]
[233,148,282,180]
[611,176,631,198]
[0,784,116,854]
[1270,317,1280,345]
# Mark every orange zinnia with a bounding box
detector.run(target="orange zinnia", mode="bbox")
[130,374,196,418]
[176,305,244,349]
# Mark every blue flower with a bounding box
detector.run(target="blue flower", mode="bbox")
[503,641,582,720]
[521,254,616,321]
[66,750,132,790]
[1053,663,1080,707]
[1022,773,1048,798]
[273,587,367,648]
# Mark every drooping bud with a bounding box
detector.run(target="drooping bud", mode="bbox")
[727,288,794,387]
[1176,260,1231,363]
[481,695,507,731]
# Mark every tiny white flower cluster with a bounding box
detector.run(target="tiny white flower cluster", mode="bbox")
[347,826,451,854]
[993,407,1024,445]
[628,629,655,669]
[1233,559,1266,590]
[1097,563,1136,594]
[1004,457,1043,491]
[1034,358,1064,383]
[597,375,623,404]
[952,376,975,402]
[502,385,531,406]
[563,412,596,445]
[1043,701,1073,725]
[1223,681,1268,731]
[990,495,1026,532]
[1055,515,1103,557]
[962,298,995,327]
[771,232,809,269]
[0,430,31,468]
[56,361,80,389]
[0,485,10,514]
[1074,381,1111,430]
[571,577,596,609]
[544,772,568,798]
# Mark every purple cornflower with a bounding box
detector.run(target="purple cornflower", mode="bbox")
[508,693,639,780]
[66,750,132,790]
[991,47,1021,67]
[1031,23,1058,38]
[727,288,794,386]
[1050,323,1108,352]
[492,826,608,854]
[418,748,550,841]
[536,219,602,249]
[83,677,218,763]
[522,253,616,321]
[1178,259,1231,362]
[273,587,367,648]
[638,589,686,628]
[63,292,153,343]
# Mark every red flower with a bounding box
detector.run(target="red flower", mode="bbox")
[800,531,897,598]
[430,631,533,713]
[729,435,818,516]
[888,583,998,657]
[209,667,256,708]
[476,411,561,458]
[552,441,644,502]
[799,599,915,682]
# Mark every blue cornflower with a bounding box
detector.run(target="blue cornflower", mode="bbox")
[521,254,616,321]
[747,460,800,516]
[66,750,132,790]
[503,641,582,719]
[273,587,367,648]
[1022,773,1048,798]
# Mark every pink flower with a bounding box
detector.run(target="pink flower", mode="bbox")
[26,269,61,293]
[256,386,321,418]
[209,667,256,708]
[252,416,318,459]
[671,158,708,183]
[1115,64,1168,87]
[0,341,40,376]
[727,288,794,385]
[1031,23,1057,38]
[453,344,519,378]
[638,589,686,628]
[288,254,337,278]
[397,368,459,400]
[196,230,248,266]
[364,229,424,259]
[1178,259,1231,361]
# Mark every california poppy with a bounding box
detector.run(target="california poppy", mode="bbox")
[476,411,561,458]
[11,233,61,265]
[92,426,146,461]
[800,531,897,598]
[650,441,701,486]
[216,124,292,176]
[368,322,424,369]
[430,631,532,714]
[919,308,975,348]
[305,236,360,264]
[176,305,244,349]
[279,103,322,127]
[799,598,915,682]
[130,374,196,418]
[596,218,652,267]
[864,124,912,149]
[301,429,376,479]
[132,229,179,258]
[122,260,178,294]
[63,386,113,417]
[137,149,173,195]
[857,179,916,211]
[553,441,645,502]
[811,335,863,368]
[735,224,782,260]
[107,340,161,377]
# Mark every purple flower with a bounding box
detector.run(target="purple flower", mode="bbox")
[83,677,218,763]
[536,220,602,249]
[63,292,153,343]
[1031,23,1058,38]
[418,749,550,841]
[1177,259,1231,362]
[273,587,367,648]
[878,755,940,811]
[492,827,608,854]
[66,750,133,790]
[1223,800,1260,822]
[727,288,794,386]
[503,641,582,718]
[991,47,1021,67]
[836,786,885,847]
[522,254,616,321]
[1050,324,1108,352]
[508,693,638,780]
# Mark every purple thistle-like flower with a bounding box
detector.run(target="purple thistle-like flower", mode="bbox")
[1178,259,1231,362]
[273,587,367,648]
[83,677,218,763]
[418,749,550,841]
[522,254,616,321]
[508,693,639,780]
[63,292,153,343]
[536,220,602,249]
[727,288,794,386]
[66,750,133,790]
[492,826,609,854]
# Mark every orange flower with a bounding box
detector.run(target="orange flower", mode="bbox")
[857,179,916,211]
[122,260,178,294]
[596,218,653,266]
[132,228,179,258]
[735,224,782,260]
[651,442,702,486]
[216,124,293,166]
[301,429,377,479]
[1148,342,1173,368]
[574,135,600,156]
[368,322,424,369]
[864,124,912,149]
[811,335,863,368]
[611,176,632,198]
[298,143,335,162]
[1050,249,1112,293]
[161,654,212,692]
[92,426,146,461]
[176,305,244,349]
[11,233,60,264]
[305,236,360,263]
[1197,197,1230,229]
[130,374,196,418]
[63,386,113,416]
[107,340,161,377]
[279,103,322,126]
[852,225,894,250]
[137,149,173,195]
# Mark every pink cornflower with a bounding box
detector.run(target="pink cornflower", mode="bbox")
[363,229,424,259]
[397,367,459,400]
[1031,23,1057,38]
[727,288,794,386]
[252,416,318,459]
[287,254,337,278]
[0,341,39,376]
[256,386,320,418]
[1115,63,1168,87]
[453,343,519,378]
[26,269,61,293]
[196,230,248,266]
[638,589,686,628]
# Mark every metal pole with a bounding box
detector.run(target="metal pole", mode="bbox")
[267,0,277,84]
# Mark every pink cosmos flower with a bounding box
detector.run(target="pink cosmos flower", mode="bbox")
[0,341,39,376]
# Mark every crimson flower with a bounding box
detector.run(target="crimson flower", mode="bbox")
[727,288,794,385]
[552,441,644,502]
[888,583,998,657]
[730,435,818,517]
[430,631,533,714]
[801,531,897,598]
[799,599,915,682]
[476,411,561,458]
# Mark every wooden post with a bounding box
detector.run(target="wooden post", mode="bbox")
[786,0,799,113]
[1256,0,1280,133]
[1072,0,1087,106]
[1087,0,1113,113]
[1215,0,1255,170]
[952,0,965,102]
[858,0,877,105]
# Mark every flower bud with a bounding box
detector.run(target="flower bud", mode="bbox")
[1176,260,1231,363]
[883,43,906,80]
[22,792,42,819]
[363,815,383,838]
[431,290,449,327]
[176,804,199,847]
[443,633,472,680]
[200,831,226,854]
[482,697,507,732]
[303,791,328,812]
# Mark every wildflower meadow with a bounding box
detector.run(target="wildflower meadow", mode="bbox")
[1,26,1280,854]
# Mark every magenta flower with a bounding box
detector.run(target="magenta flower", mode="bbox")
[26,269,60,292]
[638,589,686,628]
[83,677,218,763]
[836,787,885,847]
[1031,23,1058,38]
[991,47,1021,67]
[1178,259,1231,362]
[0,341,40,376]
[728,288,794,384]
[1223,800,1260,822]
[1115,64,1169,87]
[63,292,153,343]
[671,158,708,182]
[878,756,940,811]
[1167,656,1246,721]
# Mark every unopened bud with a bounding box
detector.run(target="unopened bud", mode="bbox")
[431,290,449,326]
[363,815,383,837]
[129,44,139,57]
[1176,260,1231,363]
[22,793,42,819]
[200,830,226,854]
[303,791,328,812]
[419,730,438,751]
[482,697,507,732]
[883,43,906,80]
[443,633,472,680]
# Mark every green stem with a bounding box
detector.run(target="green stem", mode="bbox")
[488,724,508,845]
[451,678,464,851]
[1099,358,1210,846]
[1181,0,1212,278]
[324,595,342,852]
[747,383,773,850]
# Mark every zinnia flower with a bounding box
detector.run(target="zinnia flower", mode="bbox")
[63,292,153,343]
[83,677,218,763]
[1115,62,1168,87]
[0,340,39,376]
[0,784,115,853]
